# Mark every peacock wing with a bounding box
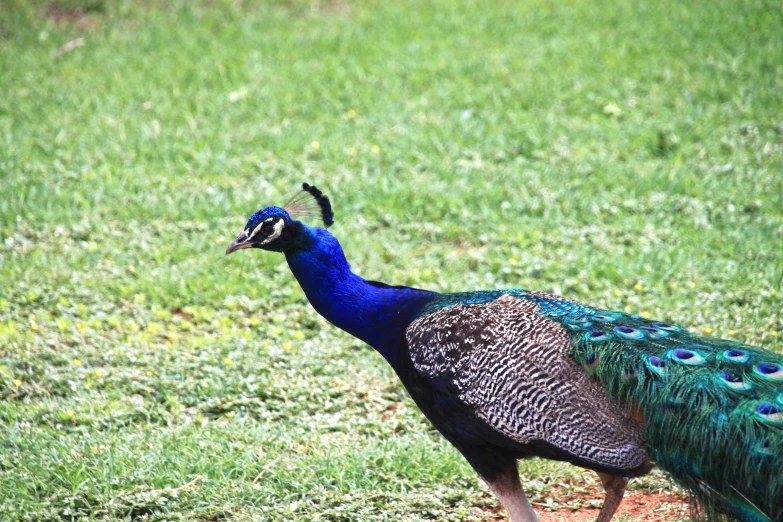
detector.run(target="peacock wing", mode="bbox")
[406,294,650,474]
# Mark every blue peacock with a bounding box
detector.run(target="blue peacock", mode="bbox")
[226,183,783,522]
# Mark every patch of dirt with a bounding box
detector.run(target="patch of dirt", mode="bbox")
[476,481,689,521]
[536,487,689,522]
[171,309,194,320]
[289,0,351,18]
[44,4,101,31]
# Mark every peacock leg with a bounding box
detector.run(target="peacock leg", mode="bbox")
[458,447,539,522]
[481,464,539,522]
[595,472,628,522]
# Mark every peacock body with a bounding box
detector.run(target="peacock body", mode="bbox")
[226,184,782,522]
[415,290,783,522]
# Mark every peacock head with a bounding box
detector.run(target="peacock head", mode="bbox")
[225,183,334,255]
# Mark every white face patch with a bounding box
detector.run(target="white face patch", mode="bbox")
[246,217,285,245]
[260,219,285,245]
[247,218,273,241]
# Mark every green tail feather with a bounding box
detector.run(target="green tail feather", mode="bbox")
[553,308,782,522]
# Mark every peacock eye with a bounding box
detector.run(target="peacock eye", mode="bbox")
[260,219,277,236]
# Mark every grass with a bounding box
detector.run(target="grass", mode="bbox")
[1,0,781,520]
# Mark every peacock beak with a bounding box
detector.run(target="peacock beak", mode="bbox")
[225,229,252,255]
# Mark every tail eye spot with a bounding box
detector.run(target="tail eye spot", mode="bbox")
[754,363,783,380]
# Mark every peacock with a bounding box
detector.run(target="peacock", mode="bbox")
[225,183,783,522]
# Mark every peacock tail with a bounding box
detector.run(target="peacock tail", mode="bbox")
[420,290,783,522]
[564,309,783,522]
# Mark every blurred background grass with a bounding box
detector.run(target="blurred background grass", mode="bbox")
[0,0,781,520]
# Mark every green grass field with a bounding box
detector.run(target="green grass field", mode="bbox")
[1,0,782,520]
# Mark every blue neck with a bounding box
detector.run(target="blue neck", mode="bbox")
[284,225,437,367]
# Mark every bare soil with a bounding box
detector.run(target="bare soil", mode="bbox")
[476,482,689,521]
[536,488,689,521]
[44,3,101,31]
